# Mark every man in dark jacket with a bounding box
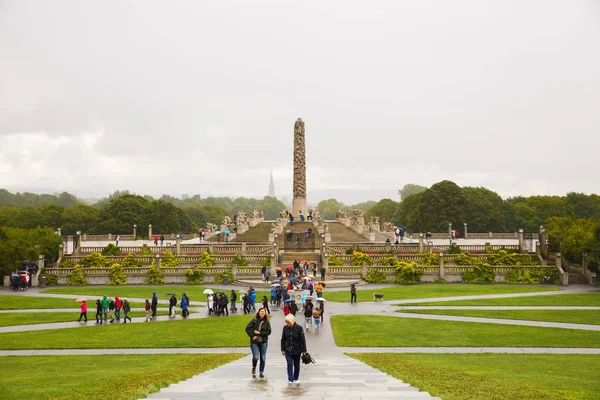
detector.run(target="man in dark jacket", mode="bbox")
[281,314,307,384]
[151,292,158,320]
[169,295,177,318]
[221,293,229,316]
[320,267,326,281]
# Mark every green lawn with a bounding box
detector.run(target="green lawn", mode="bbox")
[42,285,270,302]
[323,284,559,302]
[0,295,159,310]
[412,292,600,306]
[0,316,252,349]
[0,354,244,400]
[399,309,600,325]
[331,315,600,347]
[0,310,198,327]
[350,353,600,400]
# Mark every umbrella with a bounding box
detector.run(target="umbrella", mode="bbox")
[239,290,248,294]
[271,279,281,284]
[315,298,327,302]
[302,230,308,233]
[305,296,316,301]
[286,265,293,270]
[215,291,225,295]
[75,298,87,302]
[203,289,214,295]
[271,283,281,287]
[306,275,315,279]
[284,299,296,303]
[166,292,176,296]
[301,260,308,264]
[215,231,221,235]
[275,267,282,272]
[224,230,230,235]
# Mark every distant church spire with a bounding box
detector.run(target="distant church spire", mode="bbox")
[268,171,275,197]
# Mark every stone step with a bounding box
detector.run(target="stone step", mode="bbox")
[143,354,440,400]
[568,274,588,285]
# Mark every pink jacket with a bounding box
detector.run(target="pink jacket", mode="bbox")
[81,302,87,313]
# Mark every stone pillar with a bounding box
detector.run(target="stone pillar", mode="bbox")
[448,223,452,235]
[82,233,87,241]
[108,233,112,241]
[485,242,491,252]
[58,242,64,259]
[488,232,493,238]
[369,232,375,242]
[231,264,237,280]
[75,231,82,251]
[518,229,524,253]
[419,234,424,252]
[133,224,137,239]
[175,236,181,255]
[208,244,214,253]
[155,254,161,269]
[148,225,152,239]
[324,233,331,243]
[540,226,547,259]
[292,118,308,218]
[463,223,468,239]
[582,253,588,270]
[241,242,247,254]
[439,252,445,280]
[535,241,541,257]
[362,264,368,279]
[38,254,45,270]
[57,228,62,237]
[323,252,329,269]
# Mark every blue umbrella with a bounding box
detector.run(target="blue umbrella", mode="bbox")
[224,230,230,235]
[284,299,296,303]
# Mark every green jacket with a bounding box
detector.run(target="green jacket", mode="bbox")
[245,317,272,344]
[101,298,109,308]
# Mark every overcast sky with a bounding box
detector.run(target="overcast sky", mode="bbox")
[1,0,599,203]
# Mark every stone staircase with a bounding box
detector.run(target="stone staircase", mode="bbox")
[230,222,273,243]
[327,222,370,242]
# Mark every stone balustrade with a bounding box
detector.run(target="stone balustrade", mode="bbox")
[76,243,273,256]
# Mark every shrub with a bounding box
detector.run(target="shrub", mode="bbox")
[145,260,166,284]
[58,259,73,269]
[39,268,58,286]
[214,270,234,284]
[260,257,271,268]
[232,253,248,266]
[433,277,448,283]
[101,243,121,256]
[346,246,362,255]
[488,249,540,266]
[121,253,141,269]
[378,256,398,266]
[455,252,476,266]
[186,268,204,284]
[421,253,440,266]
[197,251,216,267]
[447,244,463,254]
[365,269,388,283]
[394,261,422,284]
[328,255,344,266]
[80,252,109,269]
[161,250,180,268]
[462,263,495,283]
[505,267,559,284]
[108,263,127,285]
[139,244,153,256]
[67,264,87,286]
[351,251,373,266]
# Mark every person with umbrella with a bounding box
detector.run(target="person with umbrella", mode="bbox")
[281,314,308,385]
[245,307,272,379]
[303,299,313,332]
[150,292,158,321]
[276,267,283,279]
[77,299,87,323]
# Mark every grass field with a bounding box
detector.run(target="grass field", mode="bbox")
[0,309,197,327]
[323,284,559,302]
[399,309,600,325]
[0,354,244,400]
[331,315,600,347]
[411,292,600,306]
[42,285,270,302]
[350,353,600,400]
[0,316,251,349]
[0,295,158,310]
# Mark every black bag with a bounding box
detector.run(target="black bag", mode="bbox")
[252,319,263,343]
[301,352,315,364]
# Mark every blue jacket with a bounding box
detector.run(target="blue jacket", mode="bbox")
[181,297,188,310]
[250,292,256,303]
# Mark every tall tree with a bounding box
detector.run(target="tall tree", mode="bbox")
[317,199,346,220]
[417,180,467,232]
[398,184,428,201]
[365,199,400,224]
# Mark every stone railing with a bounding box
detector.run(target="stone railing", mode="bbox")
[76,243,273,256]
[325,243,520,256]
[63,254,267,266]
[44,265,263,285]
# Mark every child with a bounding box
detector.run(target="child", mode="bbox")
[262,295,270,314]
[145,299,151,322]
[78,300,87,323]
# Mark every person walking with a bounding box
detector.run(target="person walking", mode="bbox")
[315,282,323,298]
[312,264,317,279]
[115,235,120,246]
[78,300,87,323]
[122,298,132,323]
[320,266,326,281]
[153,235,159,245]
[249,287,256,312]
[242,293,250,314]
[114,296,122,322]
[151,292,158,320]
[95,299,103,325]
[318,301,325,323]
[262,295,270,314]
[313,306,321,332]
[108,297,115,323]
[350,283,357,303]
[160,234,165,245]
[101,295,109,322]
[180,294,188,318]
[169,294,177,318]
[230,289,237,313]
[245,307,272,378]
[303,300,313,332]
[281,314,307,385]
[221,292,229,316]
[144,299,151,322]
[289,300,298,316]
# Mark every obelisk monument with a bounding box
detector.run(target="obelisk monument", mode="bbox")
[292,118,307,218]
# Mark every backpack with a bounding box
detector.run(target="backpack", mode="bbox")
[313,309,321,318]
[304,306,313,317]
